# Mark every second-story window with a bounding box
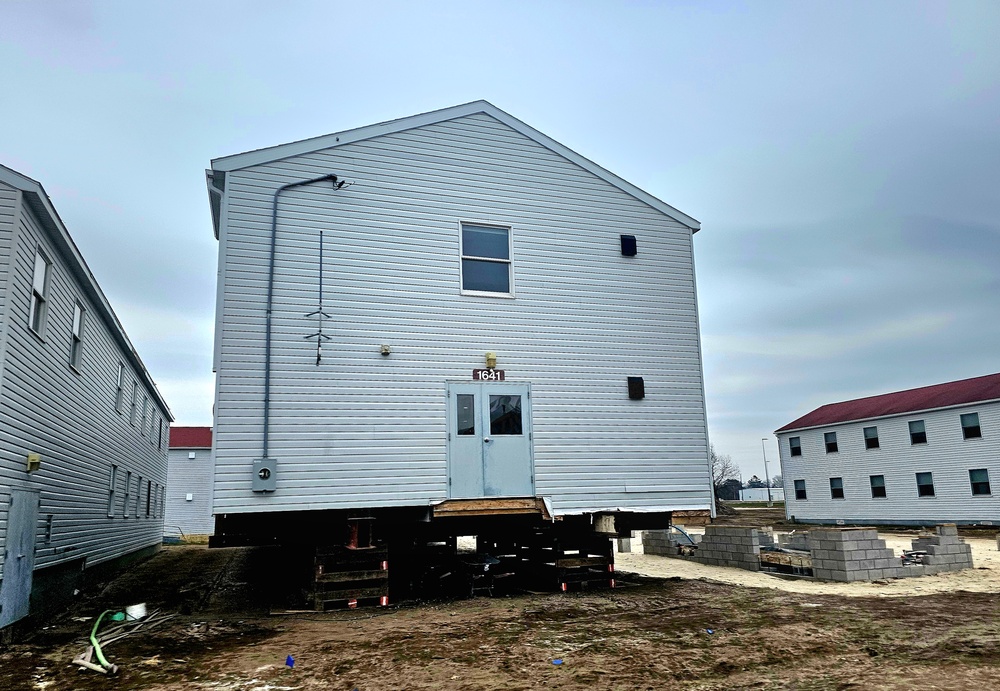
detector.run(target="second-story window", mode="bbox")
[115,363,125,412]
[961,413,982,440]
[461,223,511,295]
[29,248,52,335]
[789,436,802,457]
[863,426,879,449]
[69,302,85,370]
[909,420,927,444]
[141,396,149,436]
[824,431,838,453]
[130,381,139,426]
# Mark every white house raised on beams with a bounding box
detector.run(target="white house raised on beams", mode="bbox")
[165,427,215,538]
[775,373,1000,526]
[0,165,172,631]
[206,100,713,546]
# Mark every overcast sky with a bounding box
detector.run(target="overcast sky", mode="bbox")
[2,1,997,481]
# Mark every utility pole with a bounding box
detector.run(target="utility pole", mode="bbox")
[761,438,772,507]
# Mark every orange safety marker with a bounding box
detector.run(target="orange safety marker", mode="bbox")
[607,564,615,572]
[561,582,567,592]
[381,560,388,570]
[348,599,358,609]
[610,578,616,588]
[380,595,389,606]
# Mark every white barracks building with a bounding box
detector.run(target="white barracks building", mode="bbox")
[776,373,1000,526]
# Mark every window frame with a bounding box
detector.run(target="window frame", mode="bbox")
[459,221,515,298]
[123,470,132,517]
[863,426,880,450]
[28,247,52,336]
[793,479,807,500]
[107,464,118,517]
[916,471,935,497]
[909,419,927,445]
[69,301,85,372]
[870,474,887,499]
[788,436,802,457]
[829,477,845,499]
[130,381,139,426]
[140,396,149,436]
[135,475,142,517]
[115,363,126,413]
[961,413,982,440]
[969,468,991,496]
[824,431,838,454]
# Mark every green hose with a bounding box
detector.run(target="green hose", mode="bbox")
[90,610,123,670]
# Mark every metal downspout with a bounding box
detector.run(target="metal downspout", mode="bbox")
[261,173,342,462]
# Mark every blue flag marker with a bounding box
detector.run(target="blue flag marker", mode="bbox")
[286,655,295,668]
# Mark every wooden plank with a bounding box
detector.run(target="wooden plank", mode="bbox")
[316,585,390,602]
[554,556,611,568]
[316,569,388,583]
[433,498,551,520]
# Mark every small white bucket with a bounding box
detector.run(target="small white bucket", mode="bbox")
[125,603,147,621]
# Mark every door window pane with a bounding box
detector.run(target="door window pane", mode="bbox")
[456,394,475,435]
[490,395,522,435]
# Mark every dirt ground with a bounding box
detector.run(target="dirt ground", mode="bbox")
[3,525,1000,691]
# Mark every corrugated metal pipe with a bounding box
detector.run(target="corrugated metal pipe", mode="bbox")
[263,173,345,459]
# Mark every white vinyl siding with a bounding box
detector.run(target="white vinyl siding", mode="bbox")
[0,181,169,583]
[778,401,1000,524]
[212,111,711,516]
[164,446,215,536]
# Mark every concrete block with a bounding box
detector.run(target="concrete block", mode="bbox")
[937,524,958,537]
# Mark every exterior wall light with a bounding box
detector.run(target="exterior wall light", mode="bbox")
[485,352,497,369]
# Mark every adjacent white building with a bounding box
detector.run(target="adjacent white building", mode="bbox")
[164,427,214,538]
[776,373,1000,526]
[206,101,714,546]
[0,165,171,630]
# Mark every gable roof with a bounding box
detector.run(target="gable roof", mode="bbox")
[0,164,173,420]
[207,100,699,237]
[776,373,1000,433]
[169,426,213,448]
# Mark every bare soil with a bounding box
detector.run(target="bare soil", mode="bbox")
[3,535,1000,691]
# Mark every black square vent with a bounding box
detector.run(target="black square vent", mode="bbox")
[620,234,637,256]
[627,376,645,400]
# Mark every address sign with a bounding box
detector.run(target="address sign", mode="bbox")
[472,369,506,381]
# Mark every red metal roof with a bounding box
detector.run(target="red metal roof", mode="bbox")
[776,373,1000,433]
[169,426,213,448]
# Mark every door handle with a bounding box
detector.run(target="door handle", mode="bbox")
[484,437,492,443]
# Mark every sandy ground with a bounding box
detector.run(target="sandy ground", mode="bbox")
[618,532,1000,597]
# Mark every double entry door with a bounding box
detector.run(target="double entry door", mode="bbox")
[447,382,533,498]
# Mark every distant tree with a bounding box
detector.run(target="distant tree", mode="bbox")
[747,475,766,488]
[770,474,783,488]
[710,444,740,499]
[718,478,742,501]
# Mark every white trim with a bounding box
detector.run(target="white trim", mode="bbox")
[458,220,515,298]
[209,101,700,231]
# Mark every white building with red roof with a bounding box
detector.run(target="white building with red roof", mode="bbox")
[775,373,1000,525]
[164,427,214,538]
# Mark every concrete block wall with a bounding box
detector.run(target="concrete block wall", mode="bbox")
[777,532,810,551]
[808,525,975,582]
[806,528,899,582]
[692,526,760,571]
[902,525,973,575]
[641,530,700,556]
